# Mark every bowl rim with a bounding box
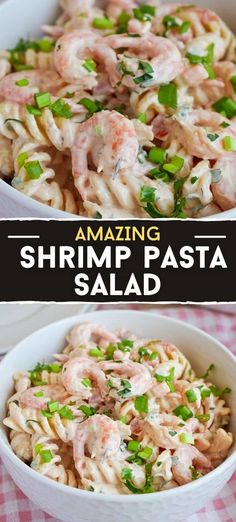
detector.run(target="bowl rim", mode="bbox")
[0,309,236,502]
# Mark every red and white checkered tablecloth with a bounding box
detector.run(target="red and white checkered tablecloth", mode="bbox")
[0,305,236,522]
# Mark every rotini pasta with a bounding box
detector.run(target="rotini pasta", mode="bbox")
[3,321,233,494]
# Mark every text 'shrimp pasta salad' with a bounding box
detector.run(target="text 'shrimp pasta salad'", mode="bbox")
[3,322,233,495]
[1,1,236,219]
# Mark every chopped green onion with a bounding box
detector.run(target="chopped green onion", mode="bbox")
[163,15,179,33]
[128,440,141,452]
[134,73,153,85]
[179,21,191,34]
[78,405,96,417]
[17,151,28,167]
[117,379,132,397]
[158,83,177,109]
[59,406,74,420]
[139,347,150,359]
[190,466,200,480]
[47,401,59,413]
[212,97,236,119]
[220,121,230,128]
[50,364,62,373]
[230,75,236,93]
[186,389,197,403]
[34,91,51,109]
[139,61,154,74]
[135,394,149,414]
[191,176,198,184]
[117,11,131,33]
[78,97,103,114]
[35,443,43,454]
[137,446,153,460]
[81,377,92,388]
[83,58,97,73]
[140,185,156,203]
[148,168,170,183]
[173,405,193,421]
[163,155,184,174]
[149,351,158,361]
[187,43,215,79]
[195,414,210,422]
[137,112,147,123]
[169,430,177,437]
[117,339,134,351]
[40,449,53,463]
[207,133,219,142]
[155,367,175,392]
[179,433,194,444]
[200,388,211,400]
[92,17,114,30]
[223,135,236,152]
[209,385,231,397]
[133,6,153,22]
[15,78,29,87]
[121,468,132,481]
[120,415,128,424]
[26,104,42,116]
[148,147,167,164]
[89,348,103,358]
[144,202,166,219]
[41,409,52,419]
[203,62,215,80]
[37,39,55,53]
[24,160,43,179]
[106,343,116,360]
[201,363,215,379]
[51,98,72,119]
[34,391,44,397]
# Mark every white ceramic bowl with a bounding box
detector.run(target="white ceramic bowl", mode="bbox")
[0,310,235,522]
[0,0,236,219]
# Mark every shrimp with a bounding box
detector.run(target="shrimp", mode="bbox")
[0,70,62,104]
[54,30,99,85]
[19,385,68,409]
[172,109,236,159]
[73,414,123,461]
[106,33,183,88]
[212,155,236,210]
[72,110,139,199]
[172,446,212,485]
[61,358,107,398]
[66,322,120,351]
[99,360,152,397]
[54,31,118,85]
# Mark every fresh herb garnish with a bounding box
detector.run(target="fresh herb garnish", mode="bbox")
[201,363,215,379]
[135,394,149,414]
[173,405,193,420]
[155,367,175,392]
[158,83,178,109]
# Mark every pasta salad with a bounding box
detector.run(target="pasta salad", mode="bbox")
[0,1,236,218]
[3,321,233,494]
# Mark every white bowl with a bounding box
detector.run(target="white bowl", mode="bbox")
[0,0,236,219]
[0,310,235,522]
